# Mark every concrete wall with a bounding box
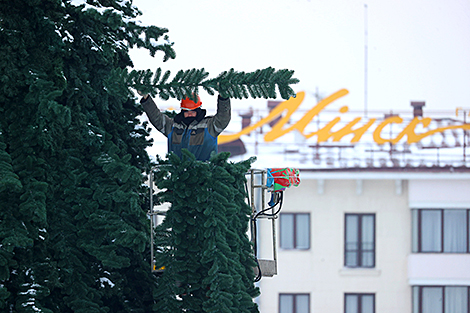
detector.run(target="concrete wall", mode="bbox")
[409,179,470,208]
[408,254,470,285]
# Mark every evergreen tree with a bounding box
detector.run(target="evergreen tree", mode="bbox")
[153,151,259,313]
[1,0,171,311]
[1,0,298,312]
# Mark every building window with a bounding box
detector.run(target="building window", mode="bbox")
[412,209,469,253]
[345,293,375,313]
[413,286,469,313]
[280,213,310,249]
[279,294,310,313]
[345,214,375,267]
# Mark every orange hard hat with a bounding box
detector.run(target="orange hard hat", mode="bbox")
[180,95,202,110]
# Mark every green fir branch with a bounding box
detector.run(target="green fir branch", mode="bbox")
[107,67,299,101]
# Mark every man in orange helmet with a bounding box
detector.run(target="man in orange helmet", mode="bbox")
[139,92,231,161]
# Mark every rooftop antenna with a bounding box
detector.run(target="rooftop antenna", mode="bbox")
[364,3,368,118]
[313,86,323,103]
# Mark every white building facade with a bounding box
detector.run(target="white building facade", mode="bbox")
[255,170,470,313]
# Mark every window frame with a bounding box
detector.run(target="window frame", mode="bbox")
[279,293,310,313]
[344,213,376,268]
[415,209,470,253]
[280,213,311,250]
[412,286,470,313]
[344,293,375,313]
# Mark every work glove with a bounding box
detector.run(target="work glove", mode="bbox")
[137,90,148,97]
[137,90,149,100]
[218,82,229,99]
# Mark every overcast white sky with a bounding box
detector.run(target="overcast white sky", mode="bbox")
[129,0,470,114]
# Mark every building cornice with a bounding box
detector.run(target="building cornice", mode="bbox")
[299,166,470,180]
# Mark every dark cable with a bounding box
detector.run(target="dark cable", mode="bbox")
[251,192,284,282]
[253,191,283,219]
[251,219,262,282]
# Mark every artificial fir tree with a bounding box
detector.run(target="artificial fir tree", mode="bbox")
[0,0,298,312]
[1,1,172,311]
[153,151,259,313]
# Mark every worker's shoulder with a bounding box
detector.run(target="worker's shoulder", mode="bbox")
[196,116,214,126]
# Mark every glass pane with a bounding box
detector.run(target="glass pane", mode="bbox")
[361,215,374,249]
[345,294,359,313]
[422,287,443,313]
[412,210,419,252]
[346,215,359,266]
[444,210,467,252]
[445,287,468,313]
[346,215,359,246]
[346,241,359,251]
[361,215,375,267]
[280,294,293,313]
[361,252,374,267]
[296,295,309,313]
[296,214,310,249]
[421,210,442,252]
[345,251,358,267]
[412,286,420,313]
[361,295,374,313]
[281,214,294,249]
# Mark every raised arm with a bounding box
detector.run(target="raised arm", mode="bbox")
[140,95,174,137]
[207,95,231,137]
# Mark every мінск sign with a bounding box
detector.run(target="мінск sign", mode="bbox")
[219,90,470,145]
